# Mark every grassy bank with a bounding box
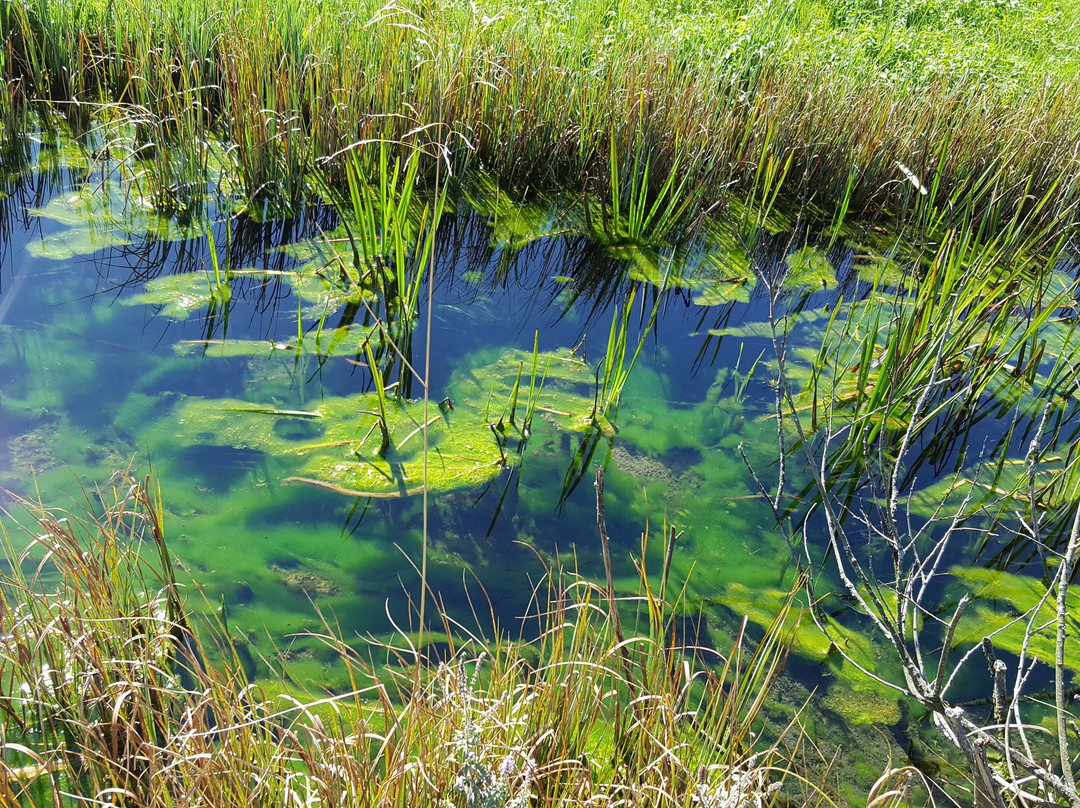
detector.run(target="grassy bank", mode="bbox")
[0,474,829,807]
[2,0,1079,232]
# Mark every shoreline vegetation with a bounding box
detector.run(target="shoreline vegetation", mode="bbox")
[0,474,826,807]
[1,0,1079,236]
[3,0,1080,804]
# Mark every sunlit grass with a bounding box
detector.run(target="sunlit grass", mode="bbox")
[1,0,1077,233]
[0,473,818,807]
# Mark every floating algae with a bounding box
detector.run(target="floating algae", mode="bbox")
[125,263,378,324]
[170,323,382,360]
[627,247,756,307]
[460,174,560,252]
[783,245,837,291]
[619,220,755,306]
[28,179,206,260]
[854,249,907,288]
[161,347,600,498]
[951,566,1080,669]
[124,271,230,319]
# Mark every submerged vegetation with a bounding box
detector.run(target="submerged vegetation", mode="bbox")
[3,0,1080,803]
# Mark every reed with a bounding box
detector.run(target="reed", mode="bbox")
[791,199,1075,506]
[591,284,662,426]
[328,144,448,398]
[0,472,815,807]
[359,338,392,455]
[521,330,548,436]
[2,0,1078,237]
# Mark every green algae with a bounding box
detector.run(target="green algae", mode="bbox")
[157,346,601,499]
[459,179,757,304]
[124,261,378,324]
[171,323,381,360]
[32,128,93,173]
[854,250,907,288]
[622,221,755,305]
[123,271,230,319]
[821,682,902,726]
[9,133,1078,799]
[951,566,1080,668]
[460,174,558,252]
[626,248,756,306]
[783,245,837,291]
[718,582,879,671]
[28,180,207,260]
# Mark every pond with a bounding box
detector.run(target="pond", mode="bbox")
[2,126,1078,796]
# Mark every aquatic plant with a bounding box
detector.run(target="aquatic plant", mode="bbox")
[520,330,548,436]
[360,338,392,456]
[749,207,1080,806]
[327,144,449,398]
[581,134,710,252]
[592,286,656,427]
[0,471,814,807]
[786,208,1076,505]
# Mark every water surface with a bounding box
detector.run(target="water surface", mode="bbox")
[2,128,1077,792]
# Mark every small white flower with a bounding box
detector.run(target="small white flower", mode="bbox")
[522,756,538,785]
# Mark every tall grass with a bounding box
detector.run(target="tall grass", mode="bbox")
[787,188,1077,516]
[0,472,815,807]
[2,0,1079,233]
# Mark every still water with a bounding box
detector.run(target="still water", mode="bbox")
[0,142,785,679]
[2,131,1076,788]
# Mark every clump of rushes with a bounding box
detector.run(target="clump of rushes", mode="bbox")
[790,191,1076,510]
[2,0,1079,235]
[0,471,820,807]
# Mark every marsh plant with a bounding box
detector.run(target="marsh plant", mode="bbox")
[327,144,448,399]
[3,0,1080,236]
[0,469,811,807]
[747,207,1080,805]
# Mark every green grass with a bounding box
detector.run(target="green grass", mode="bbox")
[1,0,1078,232]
